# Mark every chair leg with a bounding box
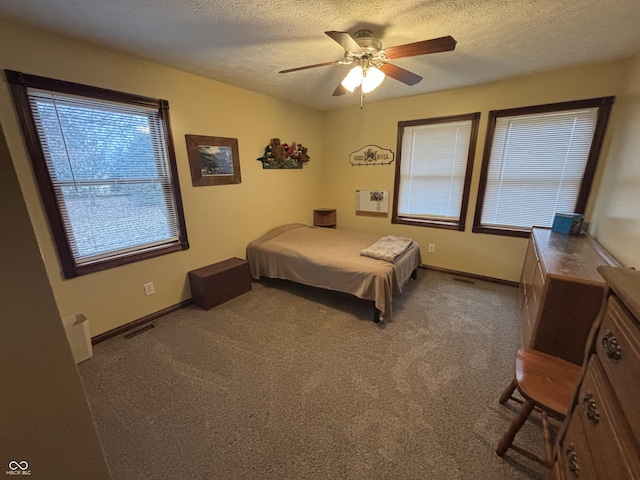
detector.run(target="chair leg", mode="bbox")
[496,400,535,457]
[542,411,553,464]
[498,378,517,405]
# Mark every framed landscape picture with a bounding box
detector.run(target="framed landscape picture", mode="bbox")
[185,134,241,186]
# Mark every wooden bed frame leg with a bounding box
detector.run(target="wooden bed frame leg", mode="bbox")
[373,307,381,323]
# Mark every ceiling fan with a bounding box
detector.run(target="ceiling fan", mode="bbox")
[279,30,457,97]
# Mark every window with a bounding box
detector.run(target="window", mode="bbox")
[7,70,189,278]
[473,97,614,237]
[392,113,480,230]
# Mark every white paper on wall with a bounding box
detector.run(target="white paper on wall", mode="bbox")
[355,190,389,217]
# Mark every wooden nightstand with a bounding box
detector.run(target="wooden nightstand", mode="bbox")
[188,257,251,310]
[313,208,336,228]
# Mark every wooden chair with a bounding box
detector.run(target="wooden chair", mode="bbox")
[496,349,582,466]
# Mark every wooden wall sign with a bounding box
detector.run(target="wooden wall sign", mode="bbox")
[349,145,394,166]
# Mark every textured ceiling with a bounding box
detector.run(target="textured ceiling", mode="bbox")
[2,0,640,111]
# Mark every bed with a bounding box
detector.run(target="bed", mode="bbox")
[246,224,422,322]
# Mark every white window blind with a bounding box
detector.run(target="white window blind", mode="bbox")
[480,108,598,229]
[397,119,473,222]
[28,89,180,265]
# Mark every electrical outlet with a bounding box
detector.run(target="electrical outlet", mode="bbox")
[144,282,155,296]
[428,243,436,253]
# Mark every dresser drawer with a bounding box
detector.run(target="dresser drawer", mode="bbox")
[557,411,598,480]
[596,295,640,437]
[531,261,545,306]
[576,355,640,480]
[519,293,531,348]
[522,259,543,348]
[520,240,537,308]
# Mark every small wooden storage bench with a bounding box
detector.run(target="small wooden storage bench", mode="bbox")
[188,257,251,310]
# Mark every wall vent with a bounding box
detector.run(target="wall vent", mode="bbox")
[453,277,476,284]
[124,324,156,339]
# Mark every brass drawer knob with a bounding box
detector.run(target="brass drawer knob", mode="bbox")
[566,443,580,477]
[601,330,622,361]
[582,392,600,425]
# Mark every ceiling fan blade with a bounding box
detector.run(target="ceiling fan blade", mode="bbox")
[379,63,423,86]
[325,31,364,54]
[279,61,340,74]
[383,35,457,60]
[332,83,348,97]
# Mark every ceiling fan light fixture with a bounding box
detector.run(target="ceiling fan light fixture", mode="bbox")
[361,66,385,93]
[341,65,363,92]
[280,31,456,101]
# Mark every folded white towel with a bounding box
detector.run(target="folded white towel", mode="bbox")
[360,235,413,263]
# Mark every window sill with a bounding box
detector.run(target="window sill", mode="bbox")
[471,225,531,238]
[392,216,462,231]
[63,241,189,279]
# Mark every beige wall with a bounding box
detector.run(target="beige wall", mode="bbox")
[590,51,640,269]
[1,16,638,341]
[0,18,324,336]
[322,61,631,281]
[0,122,111,479]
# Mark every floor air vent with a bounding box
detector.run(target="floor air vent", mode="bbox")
[453,277,476,284]
[124,324,156,339]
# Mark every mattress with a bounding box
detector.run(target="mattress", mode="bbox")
[246,223,421,322]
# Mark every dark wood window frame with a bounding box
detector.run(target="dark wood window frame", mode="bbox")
[472,97,614,238]
[6,70,189,278]
[392,112,480,231]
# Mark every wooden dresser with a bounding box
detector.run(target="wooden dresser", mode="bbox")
[552,266,640,479]
[188,257,251,310]
[520,227,619,366]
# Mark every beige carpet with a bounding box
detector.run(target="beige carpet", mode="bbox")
[80,270,550,479]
